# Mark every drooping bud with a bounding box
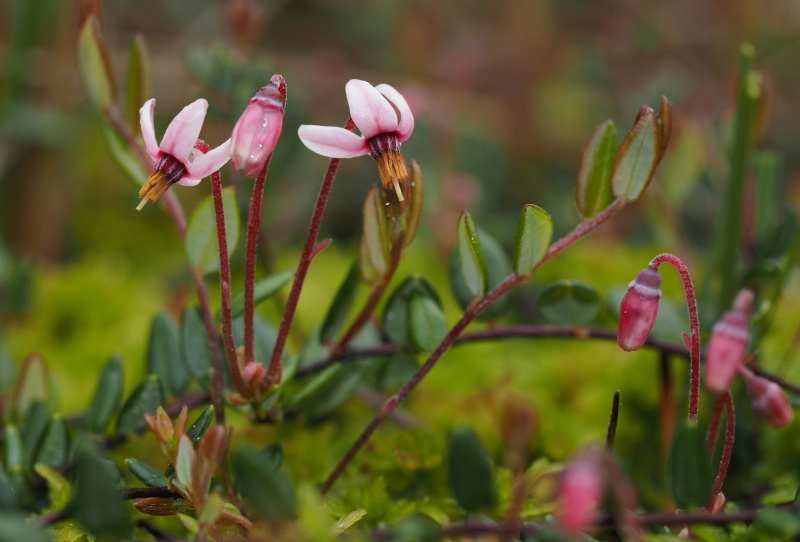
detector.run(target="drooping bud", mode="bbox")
[744,371,793,428]
[242,361,266,390]
[704,290,753,394]
[230,75,286,178]
[557,453,604,534]
[617,266,661,351]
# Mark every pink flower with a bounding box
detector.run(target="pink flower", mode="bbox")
[230,75,286,178]
[137,98,231,209]
[297,79,414,200]
[617,266,662,351]
[558,454,604,533]
[705,290,754,394]
[744,370,793,428]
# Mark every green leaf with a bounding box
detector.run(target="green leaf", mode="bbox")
[232,447,296,522]
[35,415,67,468]
[180,307,213,386]
[21,401,49,467]
[185,188,241,275]
[576,120,617,218]
[382,275,441,350]
[3,426,23,470]
[403,161,425,247]
[454,212,488,298]
[126,458,168,488]
[447,427,497,512]
[77,16,114,108]
[538,280,601,326]
[0,513,51,542]
[284,363,366,420]
[75,452,130,539]
[14,354,49,419]
[230,271,293,319]
[83,354,124,434]
[0,468,17,510]
[320,263,361,343]
[147,312,187,397]
[513,204,554,276]
[175,437,195,489]
[668,421,713,509]
[390,514,443,542]
[116,375,165,436]
[358,186,391,285]
[408,293,449,352]
[611,107,661,201]
[186,406,215,446]
[101,119,149,188]
[33,464,72,513]
[126,34,151,129]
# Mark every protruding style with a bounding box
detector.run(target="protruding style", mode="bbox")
[617,266,662,351]
[705,289,753,394]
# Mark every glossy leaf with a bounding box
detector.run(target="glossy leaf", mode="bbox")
[35,415,67,468]
[180,307,213,385]
[611,107,661,201]
[230,271,293,319]
[185,187,240,275]
[454,212,488,298]
[126,34,151,129]
[447,427,498,512]
[383,275,441,349]
[75,452,130,539]
[175,437,194,489]
[84,354,124,434]
[116,375,165,435]
[147,312,187,397]
[101,118,149,187]
[77,16,114,108]
[513,204,553,276]
[186,406,215,446]
[450,227,512,320]
[408,293,449,352]
[576,120,617,218]
[232,446,296,522]
[358,186,391,284]
[668,421,713,509]
[14,353,49,418]
[538,280,601,326]
[126,458,168,488]
[320,263,361,342]
[404,160,425,247]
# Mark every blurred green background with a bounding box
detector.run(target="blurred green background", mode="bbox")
[1,0,800,516]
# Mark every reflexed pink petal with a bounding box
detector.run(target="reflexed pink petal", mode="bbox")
[160,99,208,161]
[345,79,399,139]
[297,125,369,158]
[375,83,415,141]
[139,98,160,161]
[181,139,231,185]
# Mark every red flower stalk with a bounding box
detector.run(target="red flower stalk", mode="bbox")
[705,289,753,394]
[617,265,661,351]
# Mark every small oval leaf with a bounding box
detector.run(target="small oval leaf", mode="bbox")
[35,416,68,468]
[126,458,168,488]
[116,375,165,436]
[126,34,152,129]
[455,212,488,298]
[359,186,391,284]
[186,406,215,446]
[180,307,212,386]
[147,312,187,397]
[611,107,661,201]
[320,263,362,343]
[408,293,449,352]
[513,204,554,276]
[185,188,241,275]
[383,275,442,349]
[668,421,713,509]
[576,121,618,219]
[101,119,149,187]
[77,16,115,108]
[403,161,425,247]
[447,427,498,512]
[538,280,601,326]
[230,271,293,320]
[84,354,124,434]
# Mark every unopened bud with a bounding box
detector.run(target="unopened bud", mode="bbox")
[558,453,604,533]
[230,75,286,178]
[705,290,753,394]
[617,266,661,351]
[709,491,726,513]
[145,407,174,444]
[745,373,793,428]
[242,361,266,390]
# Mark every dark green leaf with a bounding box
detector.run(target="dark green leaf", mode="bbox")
[126,34,151,129]
[447,427,497,512]
[230,271,293,320]
[3,427,22,470]
[449,228,512,320]
[538,281,601,326]
[668,421,713,509]
[101,119,149,188]
[382,275,441,349]
[180,307,213,385]
[320,263,361,343]
[261,443,283,471]
[611,107,661,201]
[403,161,425,247]
[454,212,488,298]
[185,187,240,275]
[186,406,215,446]
[375,354,419,391]
[754,508,800,538]
[75,452,130,539]
[14,354,49,419]
[21,402,48,467]
[77,16,114,108]
[34,416,67,468]
[390,514,443,542]
[147,312,186,397]
[83,355,124,434]
[0,513,50,542]
[513,204,553,276]
[232,447,296,522]
[359,186,391,285]
[576,120,617,218]
[408,293,449,352]
[284,363,365,420]
[0,468,17,510]
[126,458,168,488]
[116,375,165,436]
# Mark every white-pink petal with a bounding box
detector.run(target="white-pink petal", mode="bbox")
[375,84,415,142]
[345,79,400,139]
[297,125,369,159]
[181,139,232,185]
[139,99,161,161]
[160,99,209,161]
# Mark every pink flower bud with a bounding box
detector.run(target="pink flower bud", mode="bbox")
[746,373,793,428]
[230,76,285,178]
[617,266,661,351]
[704,290,753,394]
[558,455,604,533]
[242,361,266,389]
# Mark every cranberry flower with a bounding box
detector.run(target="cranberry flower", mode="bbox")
[230,75,286,178]
[705,289,753,394]
[137,98,231,210]
[297,79,414,201]
[617,265,662,351]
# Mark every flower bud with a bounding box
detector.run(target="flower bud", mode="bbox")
[617,266,661,351]
[242,361,266,390]
[745,373,793,428]
[558,454,604,533]
[230,76,285,178]
[705,290,753,394]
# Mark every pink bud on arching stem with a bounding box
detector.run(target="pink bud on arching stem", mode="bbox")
[743,369,793,428]
[704,289,754,394]
[230,75,286,178]
[557,453,604,534]
[617,265,662,351]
